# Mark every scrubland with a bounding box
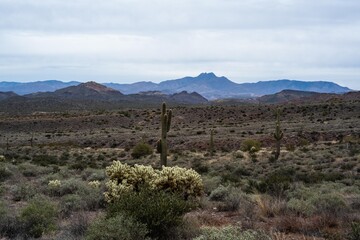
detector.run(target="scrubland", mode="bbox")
[0,100,359,239]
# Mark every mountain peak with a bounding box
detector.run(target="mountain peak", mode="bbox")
[78,81,117,92]
[197,72,217,78]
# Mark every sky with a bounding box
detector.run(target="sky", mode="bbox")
[0,0,359,89]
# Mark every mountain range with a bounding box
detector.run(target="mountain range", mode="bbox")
[0,73,351,100]
[0,82,208,114]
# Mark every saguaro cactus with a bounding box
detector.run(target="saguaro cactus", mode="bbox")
[159,102,172,166]
[209,129,215,156]
[273,108,284,160]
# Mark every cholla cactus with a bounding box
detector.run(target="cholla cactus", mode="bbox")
[48,180,61,195]
[152,166,204,199]
[104,161,203,203]
[88,180,101,188]
[48,180,61,188]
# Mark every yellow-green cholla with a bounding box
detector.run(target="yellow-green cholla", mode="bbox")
[104,161,203,202]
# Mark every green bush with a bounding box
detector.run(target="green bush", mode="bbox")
[240,139,261,152]
[11,184,36,201]
[86,214,149,240]
[218,190,243,212]
[287,183,350,218]
[19,196,57,238]
[107,188,194,239]
[60,194,85,216]
[0,202,20,239]
[131,142,153,159]
[0,163,12,182]
[194,226,271,240]
[348,222,360,240]
[32,154,58,166]
[209,185,230,201]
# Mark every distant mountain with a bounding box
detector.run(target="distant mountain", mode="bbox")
[239,80,351,96]
[0,91,18,101]
[105,73,351,99]
[0,73,351,99]
[258,90,320,104]
[169,91,208,104]
[106,73,250,99]
[0,82,207,114]
[257,89,360,104]
[30,81,124,100]
[0,80,80,95]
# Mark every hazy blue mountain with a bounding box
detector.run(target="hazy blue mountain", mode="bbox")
[105,73,351,99]
[239,80,351,96]
[0,80,80,95]
[0,73,351,99]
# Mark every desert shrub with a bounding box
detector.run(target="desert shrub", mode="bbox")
[0,202,20,239]
[60,194,85,216]
[311,193,348,217]
[79,186,105,211]
[240,139,261,152]
[69,161,88,171]
[86,214,149,240]
[58,178,87,196]
[255,195,287,218]
[209,185,230,201]
[202,175,222,195]
[32,154,58,166]
[68,212,89,238]
[104,162,203,202]
[218,190,243,212]
[209,185,245,211]
[348,222,360,240]
[107,188,193,239]
[19,196,57,238]
[287,183,350,218]
[82,168,106,181]
[287,198,315,216]
[192,158,209,174]
[253,168,296,197]
[0,163,12,182]
[11,183,36,201]
[194,226,271,240]
[18,162,51,177]
[131,142,153,159]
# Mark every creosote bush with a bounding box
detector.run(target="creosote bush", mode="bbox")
[19,195,57,238]
[194,226,271,240]
[86,214,150,240]
[240,139,261,152]
[104,161,203,202]
[107,188,193,239]
[131,142,153,159]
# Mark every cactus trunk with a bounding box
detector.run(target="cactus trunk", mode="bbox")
[273,108,284,160]
[160,102,172,166]
[209,129,215,156]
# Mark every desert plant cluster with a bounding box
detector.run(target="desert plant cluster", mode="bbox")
[0,99,359,239]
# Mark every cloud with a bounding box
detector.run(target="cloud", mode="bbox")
[0,0,359,89]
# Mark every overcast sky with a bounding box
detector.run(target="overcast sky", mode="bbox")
[0,0,359,89]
